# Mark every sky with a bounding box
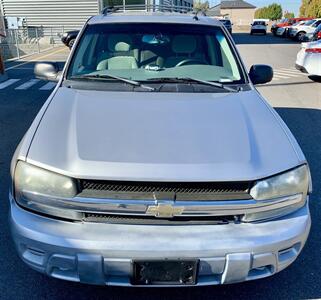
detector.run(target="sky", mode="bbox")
[209,0,302,15]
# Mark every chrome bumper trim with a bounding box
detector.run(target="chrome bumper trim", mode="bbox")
[21,190,304,218]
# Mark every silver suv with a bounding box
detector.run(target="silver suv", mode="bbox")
[10,7,311,287]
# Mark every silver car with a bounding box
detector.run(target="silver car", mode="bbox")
[10,8,311,287]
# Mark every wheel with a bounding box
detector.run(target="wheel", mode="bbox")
[250,31,253,35]
[296,32,306,42]
[68,39,75,49]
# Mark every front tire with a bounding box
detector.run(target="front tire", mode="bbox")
[296,32,306,42]
[68,39,75,49]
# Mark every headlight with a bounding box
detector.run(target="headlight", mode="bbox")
[62,32,68,38]
[14,161,80,218]
[243,165,309,222]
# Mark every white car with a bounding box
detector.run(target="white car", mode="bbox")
[289,19,321,41]
[250,21,267,35]
[277,21,309,38]
[296,40,321,78]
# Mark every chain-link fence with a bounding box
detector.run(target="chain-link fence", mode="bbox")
[0,26,66,61]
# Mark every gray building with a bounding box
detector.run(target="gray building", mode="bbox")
[0,0,193,32]
[0,0,103,31]
[208,0,256,25]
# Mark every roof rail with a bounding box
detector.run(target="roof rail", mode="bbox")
[101,4,194,15]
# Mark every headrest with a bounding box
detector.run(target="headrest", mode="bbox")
[171,35,197,54]
[108,34,132,52]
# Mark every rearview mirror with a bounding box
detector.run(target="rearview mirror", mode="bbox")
[34,62,61,82]
[249,64,273,85]
[142,34,170,45]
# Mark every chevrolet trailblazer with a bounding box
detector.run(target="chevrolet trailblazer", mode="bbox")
[9,6,311,286]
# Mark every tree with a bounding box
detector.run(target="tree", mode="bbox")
[254,8,263,18]
[300,0,321,17]
[299,0,309,16]
[267,3,283,20]
[254,3,282,20]
[284,11,295,19]
[193,0,209,12]
[307,0,321,17]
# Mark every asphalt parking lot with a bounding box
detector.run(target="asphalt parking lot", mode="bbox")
[1,33,321,299]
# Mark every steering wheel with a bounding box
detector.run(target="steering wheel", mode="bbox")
[175,58,206,67]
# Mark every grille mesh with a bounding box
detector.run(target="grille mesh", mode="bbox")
[81,180,250,195]
[84,213,235,225]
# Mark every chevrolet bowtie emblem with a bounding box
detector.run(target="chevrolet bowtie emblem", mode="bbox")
[146,203,184,218]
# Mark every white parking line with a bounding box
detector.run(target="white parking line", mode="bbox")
[273,74,289,79]
[0,79,20,89]
[39,82,56,90]
[276,69,301,73]
[15,79,40,90]
[278,68,300,72]
[5,47,66,71]
[274,72,300,78]
[271,67,308,81]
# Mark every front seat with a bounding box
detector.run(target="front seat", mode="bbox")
[163,35,197,68]
[97,34,138,70]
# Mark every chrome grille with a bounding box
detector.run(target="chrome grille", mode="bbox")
[79,180,252,201]
[84,213,236,225]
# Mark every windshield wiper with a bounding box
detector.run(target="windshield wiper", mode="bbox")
[70,74,155,91]
[147,77,240,93]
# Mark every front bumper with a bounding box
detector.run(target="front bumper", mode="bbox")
[10,197,311,286]
[251,29,266,34]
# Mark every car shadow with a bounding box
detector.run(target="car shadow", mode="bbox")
[309,75,321,83]
[233,32,299,45]
[1,107,320,300]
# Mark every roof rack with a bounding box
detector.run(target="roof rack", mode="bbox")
[101,4,195,15]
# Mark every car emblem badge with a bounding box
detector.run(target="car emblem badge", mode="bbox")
[147,200,184,218]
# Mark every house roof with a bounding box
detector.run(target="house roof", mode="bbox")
[220,0,256,9]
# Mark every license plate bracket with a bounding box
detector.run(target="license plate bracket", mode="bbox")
[132,260,198,285]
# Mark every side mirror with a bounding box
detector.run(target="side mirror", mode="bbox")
[249,64,273,85]
[34,62,61,82]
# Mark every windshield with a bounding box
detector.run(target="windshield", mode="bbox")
[67,23,244,84]
[293,21,305,26]
[253,21,266,26]
[304,20,316,26]
[277,18,288,24]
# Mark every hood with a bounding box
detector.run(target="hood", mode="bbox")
[27,87,304,182]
